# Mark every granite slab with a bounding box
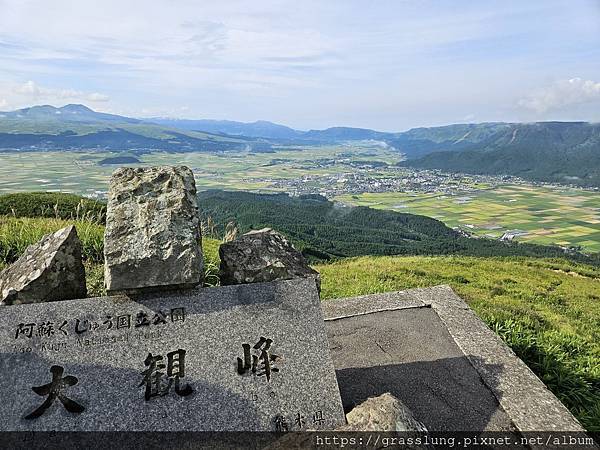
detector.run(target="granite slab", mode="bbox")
[0,278,345,431]
[322,285,586,433]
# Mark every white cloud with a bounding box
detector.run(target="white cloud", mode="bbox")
[11,80,110,103]
[87,92,109,102]
[518,78,600,114]
[14,80,41,96]
[0,98,8,109]
[0,1,599,128]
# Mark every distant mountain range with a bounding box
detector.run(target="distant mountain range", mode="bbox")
[0,104,251,153]
[1,104,599,186]
[151,117,394,142]
[149,118,303,140]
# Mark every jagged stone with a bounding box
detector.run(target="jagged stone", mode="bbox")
[219,228,320,289]
[0,225,86,305]
[266,394,429,448]
[103,166,203,293]
[338,393,428,432]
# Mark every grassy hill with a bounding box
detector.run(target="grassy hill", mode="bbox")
[0,192,107,222]
[0,104,249,152]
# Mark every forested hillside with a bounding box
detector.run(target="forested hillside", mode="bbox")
[199,190,599,265]
[401,122,600,186]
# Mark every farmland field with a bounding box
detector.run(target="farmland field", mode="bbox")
[0,146,401,197]
[1,149,599,253]
[336,185,600,253]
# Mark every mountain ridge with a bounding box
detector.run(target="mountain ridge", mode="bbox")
[0,104,252,153]
[1,104,599,186]
[400,121,600,186]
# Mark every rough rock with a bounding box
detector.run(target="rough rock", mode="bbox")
[0,225,86,305]
[103,166,203,293]
[338,393,428,432]
[266,394,429,449]
[219,228,320,289]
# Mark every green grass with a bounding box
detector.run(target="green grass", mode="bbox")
[84,262,106,298]
[315,255,600,431]
[202,237,221,287]
[0,192,106,222]
[0,216,105,263]
[1,212,598,430]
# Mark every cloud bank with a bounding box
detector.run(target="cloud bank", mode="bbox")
[518,78,600,114]
[1,81,109,110]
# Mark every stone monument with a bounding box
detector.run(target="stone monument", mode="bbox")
[219,228,319,288]
[0,165,346,434]
[0,278,346,431]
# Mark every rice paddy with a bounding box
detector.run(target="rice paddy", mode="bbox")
[0,146,400,197]
[1,149,598,253]
[336,185,600,253]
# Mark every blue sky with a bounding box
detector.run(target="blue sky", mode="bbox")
[0,0,599,130]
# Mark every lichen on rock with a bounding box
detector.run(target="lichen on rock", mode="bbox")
[103,166,203,294]
[0,225,87,305]
[219,228,320,289]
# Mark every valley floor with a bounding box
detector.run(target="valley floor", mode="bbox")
[2,149,598,253]
[336,184,600,253]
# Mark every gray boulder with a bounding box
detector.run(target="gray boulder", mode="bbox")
[219,228,320,288]
[103,166,203,294]
[266,394,429,449]
[0,225,87,305]
[338,393,428,432]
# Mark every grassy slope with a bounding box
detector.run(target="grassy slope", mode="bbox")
[0,192,107,222]
[1,215,598,430]
[0,216,104,263]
